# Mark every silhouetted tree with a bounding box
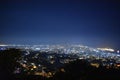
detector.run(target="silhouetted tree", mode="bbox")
[0,48,22,80]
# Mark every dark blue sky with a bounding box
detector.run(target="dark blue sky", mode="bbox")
[1,0,120,49]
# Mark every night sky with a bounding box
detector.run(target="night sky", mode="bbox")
[1,0,120,49]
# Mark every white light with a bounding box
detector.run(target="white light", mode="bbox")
[117,50,120,53]
[0,45,8,46]
[97,48,114,52]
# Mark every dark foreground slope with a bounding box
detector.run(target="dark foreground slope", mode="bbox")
[53,59,120,80]
[0,49,120,80]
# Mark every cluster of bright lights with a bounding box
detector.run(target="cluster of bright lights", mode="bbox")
[97,48,115,52]
[0,44,8,46]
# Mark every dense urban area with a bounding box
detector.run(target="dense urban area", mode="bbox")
[0,44,120,80]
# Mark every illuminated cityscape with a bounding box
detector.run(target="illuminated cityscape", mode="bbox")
[0,44,120,79]
[1,0,120,80]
